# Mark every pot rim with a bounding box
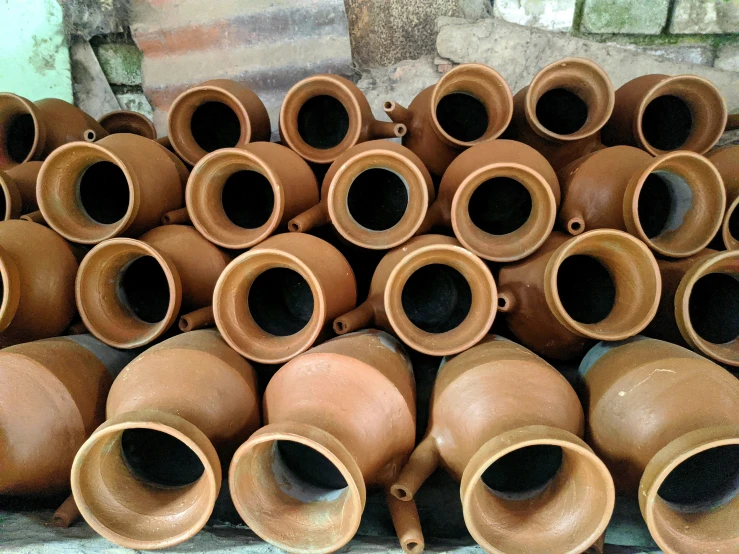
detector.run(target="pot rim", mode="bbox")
[0,93,43,167]
[722,195,739,251]
[98,110,157,140]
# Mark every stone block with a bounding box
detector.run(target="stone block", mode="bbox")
[494,0,577,32]
[115,92,154,119]
[581,0,669,34]
[716,44,739,72]
[607,40,715,66]
[671,0,739,34]
[94,43,143,86]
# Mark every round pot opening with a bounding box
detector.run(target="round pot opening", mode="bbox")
[637,170,692,240]
[79,161,130,225]
[557,255,616,325]
[4,113,35,164]
[535,88,588,136]
[191,101,241,153]
[642,95,692,152]
[482,444,563,501]
[688,272,739,345]
[297,95,349,150]
[275,440,349,492]
[347,168,409,231]
[435,92,489,143]
[247,267,314,336]
[119,256,171,324]
[468,177,533,236]
[0,186,7,220]
[729,207,739,244]
[221,170,275,229]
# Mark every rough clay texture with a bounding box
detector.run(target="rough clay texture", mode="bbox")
[581,0,670,34]
[670,0,739,34]
[494,0,577,32]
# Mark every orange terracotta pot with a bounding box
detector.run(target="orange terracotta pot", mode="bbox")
[229,330,422,554]
[707,145,739,250]
[98,110,157,139]
[384,63,513,176]
[419,139,559,262]
[497,230,661,360]
[279,74,405,165]
[213,233,356,363]
[392,336,615,554]
[580,337,739,554]
[0,161,41,220]
[71,329,260,550]
[0,93,107,169]
[334,234,496,356]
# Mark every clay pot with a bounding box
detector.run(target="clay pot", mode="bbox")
[71,329,260,549]
[334,234,496,356]
[37,134,187,244]
[184,142,318,249]
[419,139,559,262]
[0,161,41,219]
[497,229,661,360]
[168,79,270,166]
[506,58,614,170]
[76,224,231,349]
[392,336,615,554]
[602,74,726,156]
[289,140,434,249]
[0,93,107,169]
[384,63,513,176]
[0,335,135,495]
[707,145,739,250]
[280,74,405,165]
[579,337,739,554]
[98,110,157,139]
[229,330,422,554]
[0,220,78,347]
[213,233,356,363]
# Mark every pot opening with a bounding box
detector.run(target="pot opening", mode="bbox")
[275,440,349,492]
[468,177,532,235]
[535,89,588,135]
[0,186,6,219]
[248,267,314,336]
[121,428,205,488]
[642,95,692,152]
[401,264,472,333]
[79,161,130,224]
[729,208,739,242]
[5,113,35,164]
[688,272,739,345]
[297,95,349,149]
[347,168,409,231]
[658,444,739,513]
[119,256,171,324]
[221,170,275,229]
[191,101,241,153]
[637,170,692,239]
[557,255,615,324]
[436,92,488,142]
[482,445,563,501]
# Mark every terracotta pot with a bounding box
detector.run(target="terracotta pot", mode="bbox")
[0,161,41,219]
[707,145,739,250]
[334,234,496,356]
[289,140,434,249]
[184,142,318,249]
[230,330,422,554]
[37,134,187,244]
[384,63,513,176]
[76,224,231,349]
[213,233,356,363]
[602,74,726,156]
[392,336,615,554]
[497,229,661,360]
[506,58,614,170]
[0,220,78,347]
[71,329,259,550]
[0,93,107,169]
[0,334,135,495]
[98,110,157,139]
[167,79,270,166]
[580,337,739,554]
[419,139,559,262]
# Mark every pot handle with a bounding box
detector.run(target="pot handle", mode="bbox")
[495,286,516,314]
[333,300,375,335]
[19,210,46,225]
[162,207,191,225]
[390,435,439,502]
[369,119,407,140]
[179,305,215,332]
[288,202,329,233]
[387,490,425,554]
[50,494,81,528]
[384,101,413,127]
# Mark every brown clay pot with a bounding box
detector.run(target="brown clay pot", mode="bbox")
[0,220,78,347]
[334,234,496,356]
[506,58,614,170]
[184,142,318,249]
[98,110,157,139]
[229,330,422,554]
[602,74,727,156]
[167,79,270,166]
[76,224,231,349]
[497,229,661,360]
[0,161,41,219]
[289,140,434,249]
[0,334,136,496]
[279,74,405,165]
[37,134,187,244]
[384,63,513,176]
[71,329,260,549]
[419,139,559,262]
[579,337,739,554]
[0,93,107,169]
[707,145,739,250]
[213,233,356,363]
[392,336,615,554]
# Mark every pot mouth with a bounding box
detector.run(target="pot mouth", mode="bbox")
[625,151,725,258]
[524,58,614,143]
[71,410,220,550]
[0,172,20,220]
[186,148,284,249]
[634,75,726,156]
[76,238,182,348]
[545,229,661,341]
[98,110,157,140]
[451,163,556,262]
[384,242,496,355]
[461,425,614,554]
[0,93,41,168]
[723,196,739,250]
[430,64,513,147]
[279,75,363,164]
[229,422,365,554]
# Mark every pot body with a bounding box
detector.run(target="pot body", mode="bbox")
[98,110,157,139]
[707,145,739,250]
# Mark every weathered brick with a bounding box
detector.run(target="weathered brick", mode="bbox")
[671,0,739,34]
[494,0,577,32]
[581,0,669,34]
